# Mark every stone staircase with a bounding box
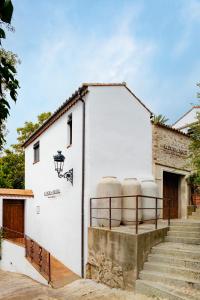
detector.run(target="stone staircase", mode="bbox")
[136,220,200,299]
[189,206,200,221]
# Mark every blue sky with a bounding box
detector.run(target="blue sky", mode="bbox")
[4,0,200,146]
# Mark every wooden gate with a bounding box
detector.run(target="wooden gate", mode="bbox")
[163,172,179,219]
[3,199,24,238]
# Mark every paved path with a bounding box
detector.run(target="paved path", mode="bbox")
[0,270,155,300]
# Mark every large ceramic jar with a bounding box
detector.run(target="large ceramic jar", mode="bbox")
[122,178,142,225]
[96,176,122,227]
[141,179,160,221]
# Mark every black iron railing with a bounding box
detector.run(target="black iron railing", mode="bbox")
[90,195,171,234]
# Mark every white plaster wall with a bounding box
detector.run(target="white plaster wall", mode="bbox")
[84,85,152,264]
[25,101,83,276]
[24,85,152,277]
[0,240,47,285]
[85,86,152,195]
[173,107,200,131]
[0,198,2,227]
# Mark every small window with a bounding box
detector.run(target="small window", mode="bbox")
[67,114,72,146]
[33,141,40,163]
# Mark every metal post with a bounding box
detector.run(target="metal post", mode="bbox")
[25,235,27,257]
[109,197,112,230]
[48,253,51,284]
[31,240,34,262]
[39,247,42,272]
[155,198,158,230]
[90,198,92,227]
[136,196,138,234]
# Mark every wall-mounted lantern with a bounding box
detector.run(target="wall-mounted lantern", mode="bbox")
[53,150,73,185]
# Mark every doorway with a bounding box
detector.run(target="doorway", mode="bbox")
[3,199,24,238]
[163,172,179,219]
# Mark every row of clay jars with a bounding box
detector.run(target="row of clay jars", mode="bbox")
[96,176,159,227]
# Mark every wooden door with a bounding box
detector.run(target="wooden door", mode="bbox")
[3,199,24,238]
[163,172,179,219]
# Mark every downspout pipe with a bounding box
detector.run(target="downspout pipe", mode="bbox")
[79,95,86,278]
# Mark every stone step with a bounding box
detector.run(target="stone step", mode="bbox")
[140,270,200,291]
[151,246,200,260]
[143,261,200,281]
[192,212,200,216]
[154,242,200,251]
[148,254,200,270]
[168,231,200,238]
[170,226,200,232]
[170,221,200,227]
[189,215,200,220]
[136,279,193,300]
[165,236,200,244]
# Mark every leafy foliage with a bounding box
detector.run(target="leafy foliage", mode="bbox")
[188,112,200,188]
[197,82,200,99]
[152,114,169,125]
[0,0,20,149]
[188,83,200,190]
[0,149,24,188]
[0,0,13,25]
[0,112,51,188]
[12,112,51,153]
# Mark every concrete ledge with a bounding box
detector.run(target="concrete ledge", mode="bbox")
[86,226,168,290]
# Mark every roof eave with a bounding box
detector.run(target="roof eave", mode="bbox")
[23,85,88,148]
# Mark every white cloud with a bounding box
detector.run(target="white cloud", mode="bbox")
[31,3,156,111]
[173,0,200,56]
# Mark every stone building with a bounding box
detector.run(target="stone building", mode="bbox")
[152,123,191,219]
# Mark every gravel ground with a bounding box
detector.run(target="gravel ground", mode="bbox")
[0,269,161,300]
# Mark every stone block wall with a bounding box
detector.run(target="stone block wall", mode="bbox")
[86,227,168,290]
[152,124,191,171]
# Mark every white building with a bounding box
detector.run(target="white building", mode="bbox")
[22,83,153,278]
[173,106,200,133]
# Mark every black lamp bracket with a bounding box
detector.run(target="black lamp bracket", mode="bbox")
[57,168,73,185]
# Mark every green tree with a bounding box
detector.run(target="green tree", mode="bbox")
[12,112,51,153]
[152,114,169,125]
[197,82,200,99]
[0,149,24,188]
[0,112,51,189]
[188,83,200,188]
[188,112,200,185]
[0,0,20,149]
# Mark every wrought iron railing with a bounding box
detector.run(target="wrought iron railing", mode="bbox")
[90,195,171,234]
[1,227,51,283]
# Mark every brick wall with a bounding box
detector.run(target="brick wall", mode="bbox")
[192,194,200,206]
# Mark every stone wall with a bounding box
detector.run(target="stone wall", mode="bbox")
[86,227,168,290]
[152,124,191,171]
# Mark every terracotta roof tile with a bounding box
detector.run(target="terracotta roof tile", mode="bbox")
[23,82,152,147]
[0,188,34,197]
[153,122,190,137]
[82,82,126,87]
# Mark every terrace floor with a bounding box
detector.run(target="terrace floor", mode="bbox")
[92,219,177,235]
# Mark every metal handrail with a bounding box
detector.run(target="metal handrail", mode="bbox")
[90,195,172,234]
[91,195,165,200]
